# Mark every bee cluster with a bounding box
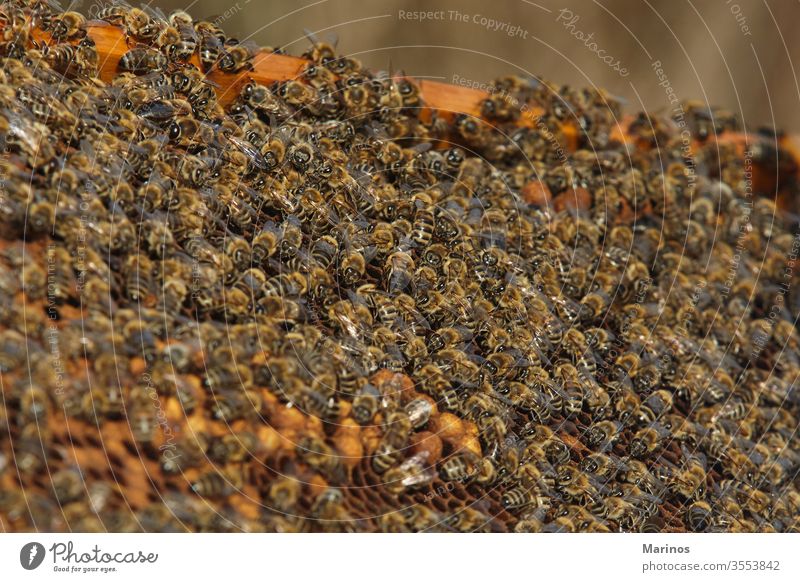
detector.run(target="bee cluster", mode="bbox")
[1,0,799,533]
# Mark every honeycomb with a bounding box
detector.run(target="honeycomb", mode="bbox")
[0,0,799,533]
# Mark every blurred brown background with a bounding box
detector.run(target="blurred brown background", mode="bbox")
[141,0,798,131]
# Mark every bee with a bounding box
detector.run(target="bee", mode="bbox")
[82,386,125,422]
[405,398,433,429]
[614,388,641,427]
[585,420,623,451]
[629,425,666,458]
[119,48,168,74]
[191,470,239,498]
[339,249,366,287]
[352,383,381,425]
[210,387,261,422]
[384,452,434,495]
[208,432,259,464]
[279,220,304,259]
[128,402,159,448]
[580,452,624,481]
[556,464,596,504]
[311,489,352,529]
[252,228,279,264]
[670,452,708,500]
[439,452,478,482]
[639,389,674,423]
[167,10,198,60]
[50,11,86,40]
[125,7,161,42]
[300,384,341,423]
[218,42,257,73]
[96,3,129,25]
[614,351,640,380]
[445,507,491,533]
[194,21,224,71]
[297,436,344,482]
[240,82,287,120]
[18,385,51,421]
[48,38,99,78]
[307,235,337,270]
[167,116,211,147]
[267,477,302,512]
[684,500,713,532]
[123,254,154,303]
[634,362,661,394]
[385,250,415,293]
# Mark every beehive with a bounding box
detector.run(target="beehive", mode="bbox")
[0,0,799,533]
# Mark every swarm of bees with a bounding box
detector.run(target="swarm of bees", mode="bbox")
[1,0,799,533]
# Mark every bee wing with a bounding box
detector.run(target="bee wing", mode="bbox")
[3,111,41,152]
[142,4,169,24]
[408,141,432,155]
[303,28,338,49]
[400,450,430,470]
[401,466,435,489]
[228,135,268,171]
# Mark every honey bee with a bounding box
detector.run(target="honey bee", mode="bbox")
[405,398,433,429]
[251,228,279,264]
[585,420,623,451]
[211,385,261,421]
[580,452,624,481]
[385,250,416,294]
[311,488,353,530]
[191,470,238,498]
[670,452,708,500]
[128,402,159,448]
[384,452,434,495]
[297,436,344,482]
[684,500,713,532]
[123,254,154,303]
[439,451,478,482]
[167,10,198,60]
[267,477,302,512]
[639,389,674,423]
[96,2,129,25]
[352,383,381,425]
[119,48,168,74]
[50,11,86,40]
[125,7,161,42]
[444,507,491,533]
[18,385,51,421]
[339,248,366,287]
[300,383,341,423]
[629,425,667,458]
[218,42,257,73]
[208,432,259,464]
